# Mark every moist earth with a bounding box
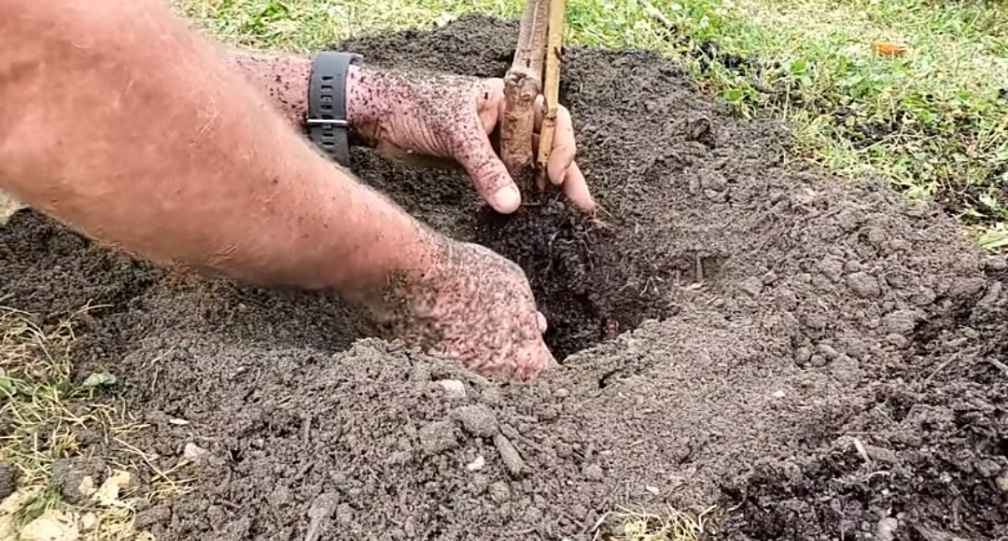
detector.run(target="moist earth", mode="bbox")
[2,16,1006,541]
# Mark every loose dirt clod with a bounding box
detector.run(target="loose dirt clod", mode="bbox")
[451,405,498,438]
[493,433,526,478]
[2,16,1005,541]
[304,493,338,541]
[51,458,104,505]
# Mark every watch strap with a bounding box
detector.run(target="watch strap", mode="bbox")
[307,52,361,166]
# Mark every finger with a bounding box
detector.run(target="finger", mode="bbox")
[453,120,521,213]
[515,341,555,382]
[547,107,576,186]
[562,162,596,212]
[478,79,505,135]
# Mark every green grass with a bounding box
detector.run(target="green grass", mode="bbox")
[0,307,176,539]
[601,505,719,540]
[177,0,1008,249]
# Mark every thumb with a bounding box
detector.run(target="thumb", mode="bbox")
[452,120,521,214]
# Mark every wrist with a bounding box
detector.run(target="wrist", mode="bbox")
[313,182,443,293]
[338,213,450,311]
[345,64,387,147]
[349,229,460,329]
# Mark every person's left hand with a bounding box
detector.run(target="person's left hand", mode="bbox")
[345,65,594,214]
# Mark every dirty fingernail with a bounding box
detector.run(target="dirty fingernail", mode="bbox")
[491,185,521,213]
[537,312,548,333]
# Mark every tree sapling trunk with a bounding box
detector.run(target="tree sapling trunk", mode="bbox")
[500,0,549,194]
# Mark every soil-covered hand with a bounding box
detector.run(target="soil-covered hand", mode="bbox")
[362,237,555,382]
[346,65,594,214]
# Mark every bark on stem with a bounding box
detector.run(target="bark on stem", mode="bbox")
[501,0,549,192]
[536,0,567,177]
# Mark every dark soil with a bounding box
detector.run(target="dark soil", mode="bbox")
[475,200,673,359]
[2,15,1007,541]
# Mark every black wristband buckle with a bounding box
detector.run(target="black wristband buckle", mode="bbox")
[307,52,361,166]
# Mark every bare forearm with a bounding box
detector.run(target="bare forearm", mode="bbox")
[226,50,312,129]
[0,0,429,291]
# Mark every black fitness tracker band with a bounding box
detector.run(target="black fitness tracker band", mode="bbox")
[307,52,361,167]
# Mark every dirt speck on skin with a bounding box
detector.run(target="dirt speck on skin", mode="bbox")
[1,16,1005,541]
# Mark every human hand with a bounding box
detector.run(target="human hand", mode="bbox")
[346,65,594,214]
[361,237,555,382]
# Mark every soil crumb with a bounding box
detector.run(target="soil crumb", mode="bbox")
[1,16,1005,541]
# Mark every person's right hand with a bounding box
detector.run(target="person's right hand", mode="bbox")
[363,238,555,382]
[345,65,594,214]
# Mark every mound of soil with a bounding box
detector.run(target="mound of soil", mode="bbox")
[2,16,1006,541]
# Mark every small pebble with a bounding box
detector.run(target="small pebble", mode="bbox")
[452,405,498,438]
[995,469,1008,493]
[183,443,210,462]
[81,512,98,531]
[435,379,466,399]
[876,517,899,541]
[583,464,604,481]
[772,390,786,399]
[466,455,486,472]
